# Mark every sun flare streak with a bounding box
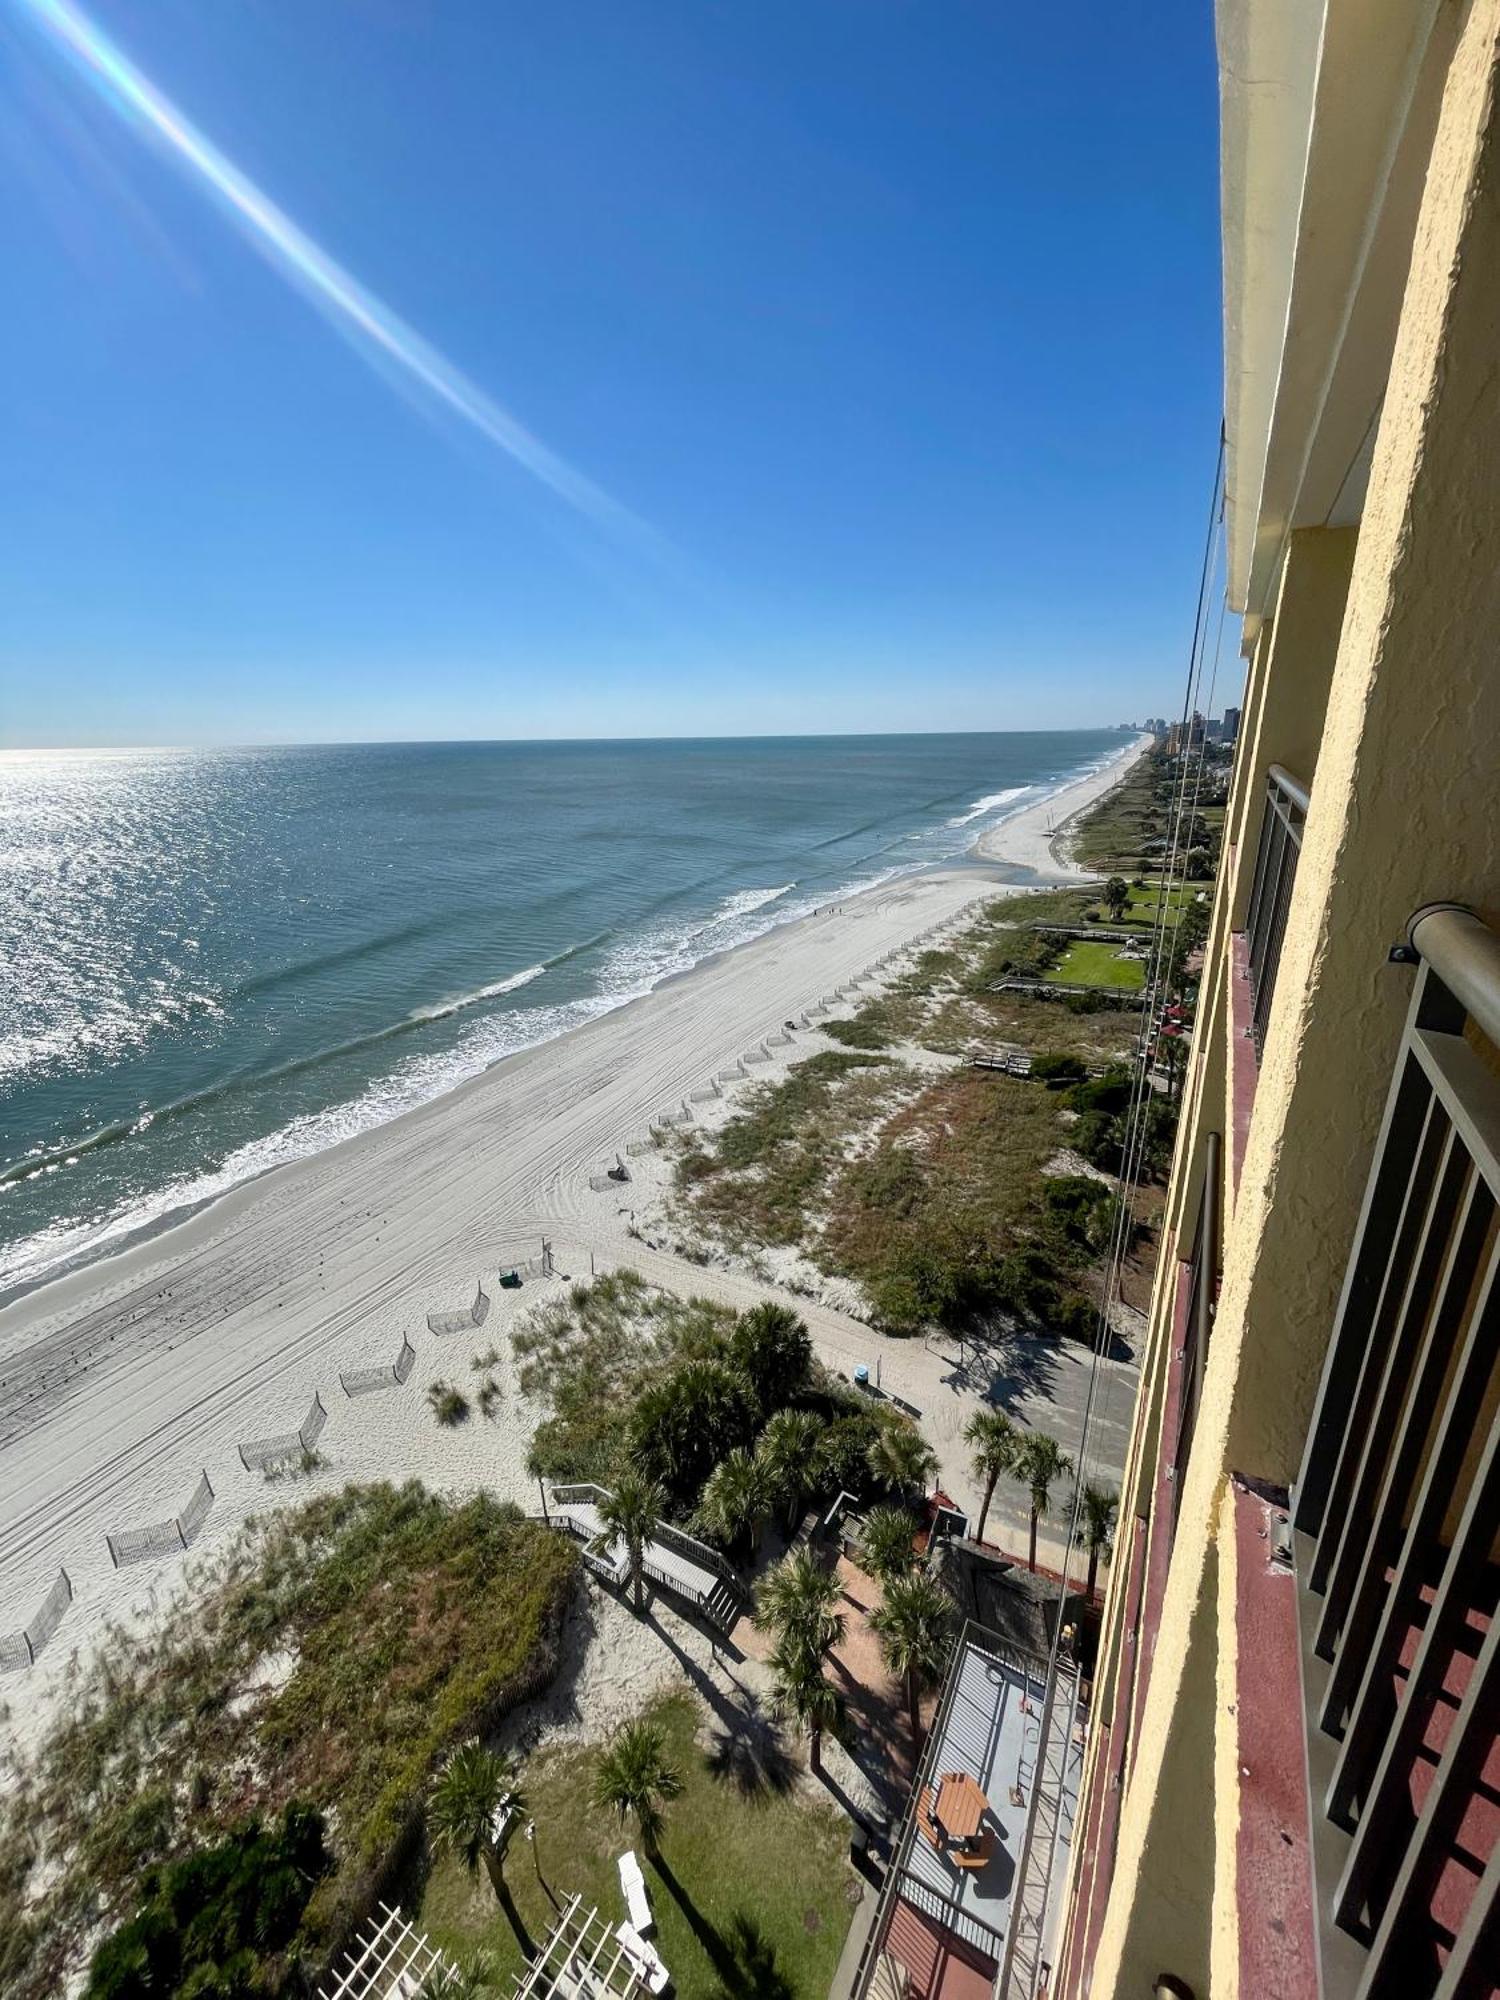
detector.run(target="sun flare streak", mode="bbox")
[16,0,655,543]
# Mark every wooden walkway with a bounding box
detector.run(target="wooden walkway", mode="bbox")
[543,1484,742,1631]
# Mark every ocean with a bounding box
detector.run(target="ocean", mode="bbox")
[0,731,1123,1298]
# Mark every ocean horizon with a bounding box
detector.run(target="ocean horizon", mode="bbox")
[0,729,1124,1298]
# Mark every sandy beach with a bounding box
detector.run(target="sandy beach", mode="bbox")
[0,736,1150,1759]
[974,731,1151,880]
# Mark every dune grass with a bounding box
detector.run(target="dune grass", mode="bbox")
[0,1485,578,2000]
[419,1691,858,2000]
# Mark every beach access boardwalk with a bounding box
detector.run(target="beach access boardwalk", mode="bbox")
[539,1482,743,1633]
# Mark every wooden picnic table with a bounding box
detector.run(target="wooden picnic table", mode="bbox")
[933,1771,989,1845]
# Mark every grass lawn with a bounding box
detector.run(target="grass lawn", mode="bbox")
[419,1691,860,2000]
[1052,940,1147,991]
[1110,881,1199,930]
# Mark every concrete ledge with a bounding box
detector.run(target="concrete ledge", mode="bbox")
[1217,1474,1318,2000]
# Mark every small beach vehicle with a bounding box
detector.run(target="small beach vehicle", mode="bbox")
[498,1268,522,1289]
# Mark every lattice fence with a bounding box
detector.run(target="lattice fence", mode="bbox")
[237,1393,328,1472]
[107,1471,216,1568]
[340,1336,417,1397]
[426,1282,491,1337]
[0,1567,73,1672]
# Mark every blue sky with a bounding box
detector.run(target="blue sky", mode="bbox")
[0,0,1223,747]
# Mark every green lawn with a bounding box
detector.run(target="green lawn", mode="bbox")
[419,1691,860,2000]
[1052,940,1147,991]
[1110,881,1199,930]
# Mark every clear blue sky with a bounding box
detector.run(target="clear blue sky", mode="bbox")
[0,0,1223,747]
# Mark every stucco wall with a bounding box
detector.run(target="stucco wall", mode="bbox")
[1072,4,1500,1990]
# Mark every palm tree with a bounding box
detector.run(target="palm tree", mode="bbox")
[593,1720,683,1859]
[698,1446,775,1558]
[858,1505,918,1585]
[767,1632,842,1775]
[870,1570,953,1747]
[756,1408,825,1529]
[598,1470,664,1613]
[428,1743,532,1957]
[963,1408,1020,1548]
[866,1419,937,1501]
[417,1951,501,1999]
[1017,1434,1073,1573]
[754,1546,845,1662]
[1079,1481,1118,1602]
[1104,875,1130,920]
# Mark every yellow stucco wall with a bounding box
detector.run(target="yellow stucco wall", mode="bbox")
[1069,4,1500,1990]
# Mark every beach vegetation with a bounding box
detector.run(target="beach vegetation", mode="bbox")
[427,1380,471,1425]
[821,1015,892,1050]
[85,1802,331,2000]
[865,1419,937,1499]
[756,1406,827,1529]
[0,1485,577,2000]
[1078,1482,1119,1602]
[727,1300,813,1412]
[629,1359,759,1504]
[419,1693,856,2000]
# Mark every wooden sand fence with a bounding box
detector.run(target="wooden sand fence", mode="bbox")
[340,1336,417,1398]
[426,1282,490,1337]
[106,1470,216,1568]
[237,1394,328,1472]
[0,1567,73,1671]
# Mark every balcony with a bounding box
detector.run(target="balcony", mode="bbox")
[1243,763,1310,1056]
[1289,905,1500,1996]
[848,1625,1074,2000]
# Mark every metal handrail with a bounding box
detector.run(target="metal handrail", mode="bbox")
[1405,902,1500,1049]
[1265,762,1310,814]
[1289,908,1500,1995]
[1244,765,1310,1054]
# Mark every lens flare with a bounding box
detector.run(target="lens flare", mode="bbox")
[15,0,655,545]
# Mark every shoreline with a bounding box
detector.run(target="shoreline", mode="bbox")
[973,730,1152,880]
[0,736,1153,1758]
[0,736,1149,1315]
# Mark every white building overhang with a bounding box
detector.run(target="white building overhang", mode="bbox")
[1217,0,1461,648]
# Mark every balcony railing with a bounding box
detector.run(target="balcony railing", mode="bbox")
[1292,904,1500,1997]
[1173,1131,1222,1518]
[1244,764,1310,1054]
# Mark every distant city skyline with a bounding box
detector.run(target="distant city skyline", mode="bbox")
[1,1,1221,747]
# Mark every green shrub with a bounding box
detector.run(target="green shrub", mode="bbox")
[823,1015,892,1051]
[1030,1052,1089,1087]
[3,1487,577,2000]
[426,1381,469,1426]
[87,1804,331,2000]
[629,1360,758,1504]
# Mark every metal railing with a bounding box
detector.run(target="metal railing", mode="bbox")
[845,1622,1050,2000]
[1173,1131,1222,1515]
[1243,764,1309,1054]
[1291,905,1500,1997]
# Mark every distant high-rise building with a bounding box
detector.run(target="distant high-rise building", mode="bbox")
[1222,703,1241,742]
